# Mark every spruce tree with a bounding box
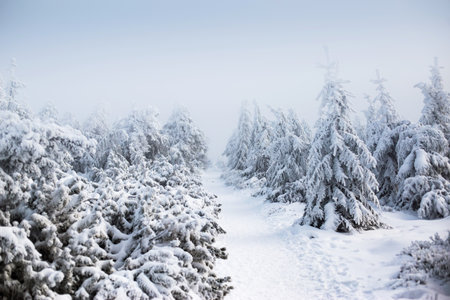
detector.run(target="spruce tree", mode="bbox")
[245,102,272,178]
[368,71,401,205]
[395,123,450,219]
[224,102,253,171]
[365,71,399,153]
[374,120,410,205]
[416,58,450,144]
[1,59,29,119]
[265,109,311,202]
[163,107,208,170]
[300,61,382,232]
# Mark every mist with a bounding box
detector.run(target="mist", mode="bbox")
[1,0,449,159]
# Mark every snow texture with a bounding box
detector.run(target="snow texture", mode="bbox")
[206,169,450,300]
[0,77,230,299]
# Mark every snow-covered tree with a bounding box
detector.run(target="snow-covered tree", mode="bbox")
[83,107,109,141]
[372,70,399,127]
[416,58,450,144]
[107,108,167,167]
[38,102,59,123]
[60,112,81,130]
[363,94,377,151]
[244,102,272,178]
[224,102,253,171]
[0,226,65,299]
[0,109,96,297]
[300,61,382,232]
[0,99,231,299]
[0,76,6,106]
[264,109,311,202]
[163,107,208,171]
[365,71,401,205]
[373,120,411,205]
[0,59,29,119]
[365,71,399,153]
[374,64,450,218]
[394,124,450,219]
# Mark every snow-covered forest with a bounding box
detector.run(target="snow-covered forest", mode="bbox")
[0,63,231,299]
[1,55,449,299]
[221,59,450,298]
[224,59,450,224]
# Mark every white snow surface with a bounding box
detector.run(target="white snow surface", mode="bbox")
[203,169,450,300]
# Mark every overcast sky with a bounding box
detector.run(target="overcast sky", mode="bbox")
[1,0,449,159]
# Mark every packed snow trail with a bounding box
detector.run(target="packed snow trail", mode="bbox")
[203,170,314,300]
[203,169,450,300]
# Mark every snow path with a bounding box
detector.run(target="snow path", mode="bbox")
[203,169,450,300]
[203,170,313,300]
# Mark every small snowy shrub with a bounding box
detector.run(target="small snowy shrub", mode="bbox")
[396,232,450,286]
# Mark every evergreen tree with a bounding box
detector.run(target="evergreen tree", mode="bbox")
[365,71,399,153]
[374,120,411,205]
[300,61,382,232]
[0,65,231,299]
[395,123,450,219]
[83,107,111,170]
[0,76,6,106]
[265,109,311,202]
[1,59,29,119]
[109,108,167,166]
[375,63,450,218]
[38,102,59,123]
[416,58,450,144]
[224,102,253,171]
[367,71,401,205]
[364,94,378,152]
[245,102,272,178]
[163,108,208,171]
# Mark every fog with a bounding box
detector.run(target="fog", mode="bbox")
[1,0,449,159]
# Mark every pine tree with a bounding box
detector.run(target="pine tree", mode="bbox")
[245,102,272,178]
[368,71,401,205]
[1,59,29,119]
[374,120,411,205]
[300,60,382,232]
[224,102,253,171]
[0,76,6,107]
[417,58,450,143]
[109,108,167,166]
[365,71,399,153]
[163,107,208,171]
[83,107,111,170]
[265,109,311,202]
[364,94,378,152]
[395,123,450,219]
[38,102,59,123]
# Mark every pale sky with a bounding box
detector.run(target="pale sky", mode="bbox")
[1,0,449,159]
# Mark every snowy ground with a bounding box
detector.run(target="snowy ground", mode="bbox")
[203,169,450,300]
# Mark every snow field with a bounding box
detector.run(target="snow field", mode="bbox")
[204,169,450,300]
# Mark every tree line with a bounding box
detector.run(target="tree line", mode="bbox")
[224,58,450,232]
